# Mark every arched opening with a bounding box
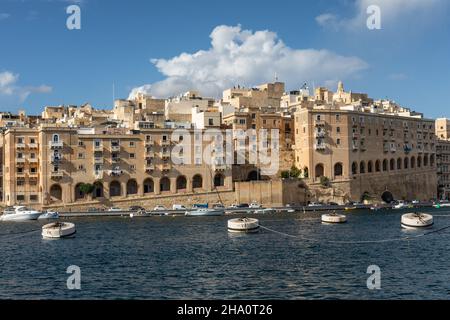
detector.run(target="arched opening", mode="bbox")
[52,134,59,142]
[160,177,171,192]
[430,154,435,167]
[247,170,259,181]
[315,164,324,178]
[360,161,366,174]
[375,160,381,172]
[334,163,343,177]
[411,157,416,169]
[192,174,203,189]
[303,167,309,178]
[424,155,429,167]
[382,191,394,204]
[404,157,409,170]
[418,156,422,168]
[49,184,62,202]
[214,173,225,187]
[75,183,86,201]
[109,181,121,197]
[352,162,358,175]
[368,161,373,173]
[390,159,395,171]
[127,179,138,196]
[397,158,402,170]
[143,178,154,194]
[93,182,103,198]
[383,159,388,172]
[176,176,187,191]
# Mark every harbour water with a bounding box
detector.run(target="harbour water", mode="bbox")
[1,208,450,300]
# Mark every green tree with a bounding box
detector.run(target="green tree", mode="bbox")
[280,171,290,179]
[290,166,301,178]
[79,183,95,197]
[320,176,331,188]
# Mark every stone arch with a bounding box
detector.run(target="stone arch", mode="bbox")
[375,160,381,172]
[424,154,429,167]
[176,176,187,191]
[192,174,203,189]
[93,181,103,198]
[75,183,86,201]
[334,163,343,177]
[214,173,225,187]
[315,163,325,178]
[127,179,138,196]
[397,158,402,170]
[390,159,395,171]
[49,184,62,202]
[368,161,373,173]
[143,178,154,194]
[383,159,388,171]
[410,156,416,169]
[418,156,422,168]
[352,162,358,175]
[430,154,435,167]
[404,157,409,170]
[109,181,121,197]
[160,177,171,192]
[360,161,366,174]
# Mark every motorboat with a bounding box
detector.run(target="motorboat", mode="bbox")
[228,218,260,233]
[108,207,123,212]
[38,210,60,220]
[185,208,225,216]
[433,201,450,208]
[401,213,433,229]
[130,210,151,218]
[153,205,167,211]
[254,208,275,214]
[393,201,409,209]
[42,222,76,239]
[0,206,42,222]
[249,202,262,209]
[212,203,225,209]
[321,212,347,224]
[370,205,382,211]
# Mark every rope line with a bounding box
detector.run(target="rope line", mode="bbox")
[0,229,41,237]
[259,223,450,245]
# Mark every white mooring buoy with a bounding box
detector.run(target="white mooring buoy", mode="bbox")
[228,218,260,233]
[321,212,347,224]
[42,222,76,239]
[401,213,433,229]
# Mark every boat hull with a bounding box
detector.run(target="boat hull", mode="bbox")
[0,212,42,222]
[42,222,76,239]
[186,210,224,216]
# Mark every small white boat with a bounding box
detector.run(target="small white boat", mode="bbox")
[228,218,260,233]
[0,206,42,222]
[249,202,262,209]
[42,222,76,239]
[401,213,433,229]
[321,212,347,224]
[393,201,408,209]
[38,210,60,220]
[185,209,225,216]
[108,207,123,212]
[254,208,275,214]
[433,201,450,208]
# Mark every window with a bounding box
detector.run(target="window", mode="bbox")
[129,141,135,147]
[78,153,84,159]
[336,114,340,121]
[16,195,25,201]
[337,139,341,145]
[130,165,136,170]
[30,138,35,144]
[17,180,25,186]
[30,167,37,173]
[53,134,59,142]
[336,127,341,134]
[78,165,84,170]
[17,152,23,159]
[17,167,24,173]
[209,119,214,126]
[18,137,24,144]
[30,153,36,159]
[94,140,101,147]
[30,195,38,202]
[162,135,167,141]
[239,119,246,125]
[130,153,135,159]
[78,141,84,146]
[251,113,256,119]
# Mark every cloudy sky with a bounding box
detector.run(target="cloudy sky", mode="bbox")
[0,0,449,118]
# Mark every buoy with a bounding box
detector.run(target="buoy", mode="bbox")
[42,222,76,239]
[321,212,347,224]
[228,218,260,233]
[401,213,433,229]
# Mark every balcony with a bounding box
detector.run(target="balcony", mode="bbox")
[404,145,412,154]
[29,143,38,149]
[94,157,104,164]
[145,140,154,146]
[352,133,360,140]
[145,164,155,172]
[50,141,64,149]
[51,155,62,164]
[146,151,155,158]
[108,169,123,176]
[160,163,172,171]
[383,145,389,153]
[161,151,171,158]
[314,144,326,151]
[111,145,120,152]
[94,144,103,151]
[315,131,326,138]
[213,163,228,171]
[51,171,64,179]
[161,140,170,147]
[315,120,325,127]
[28,171,38,178]
[16,158,26,163]
[28,158,38,164]
[360,145,367,151]
[112,157,120,163]
[16,143,26,149]
[352,144,359,151]
[390,146,397,153]
[94,171,103,179]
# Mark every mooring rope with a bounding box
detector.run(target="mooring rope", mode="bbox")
[259,223,450,245]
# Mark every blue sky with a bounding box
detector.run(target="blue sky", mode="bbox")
[0,0,449,118]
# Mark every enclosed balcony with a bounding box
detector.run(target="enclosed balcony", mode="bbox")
[16,143,26,149]
[145,164,155,172]
[314,131,326,138]
[314,120,325,127]
[108,169,123,176]
[51,155,62,164]
[51,171,64,179]
[16,158,26,164]
[50,141,64,149]
[314,144,326,151]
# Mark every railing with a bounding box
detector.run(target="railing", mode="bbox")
[16,158,26,163]
[16,143,26,148]
[145,164,155,171]
[50,141,64,149]
[315,120,325,127]
[51,171,64,178]
[29,143,38,149]
[94,157,104,164]
[314,144,326,151]
[111,145,120,152]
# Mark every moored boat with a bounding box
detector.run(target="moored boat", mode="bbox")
[401,213,433,229]
[185,208,225,216]
[254,208,275,214]
[42,222,76,239]
[38,210,60,220]
[0,206,42,222]
[228,218,260,233]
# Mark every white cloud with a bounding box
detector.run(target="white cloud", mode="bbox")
[317,0,446,30]
[0,71,52,105]
[128,25,368,99]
